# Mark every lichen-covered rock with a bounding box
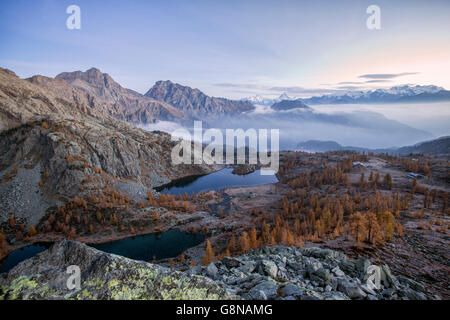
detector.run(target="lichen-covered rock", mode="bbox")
[0,241,234,300]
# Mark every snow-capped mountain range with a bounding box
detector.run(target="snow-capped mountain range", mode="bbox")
[242,85,450,106]
[299,85,450,104]
[242,93,294,106]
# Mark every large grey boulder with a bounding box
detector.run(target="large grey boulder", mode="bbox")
[256,260,278,279]
[0,241,233,300]
[381,264,400,289]
[337,280,367,299]
[278,283,304,298]
[245,280,279,300]
[205,263,219,279]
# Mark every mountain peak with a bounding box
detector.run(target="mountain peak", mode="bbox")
[56,67,113,87]
[54,68,186,123]
[271,99,310,111]
[146,80,254,118]
[242,93,295,107]
[155,80,174,85]
[279,92,291,100]
[86,67,102,73]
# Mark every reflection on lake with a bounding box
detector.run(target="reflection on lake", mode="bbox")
[156,168,278,195]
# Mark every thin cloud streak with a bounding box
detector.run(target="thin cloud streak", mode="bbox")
[358,72,420,80]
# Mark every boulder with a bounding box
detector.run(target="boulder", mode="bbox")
[278,283,304,298]
[310,268,333,286]
[257,260,278,279]
[246,281,279,300]
[331,266,346,278]
[221,257,241,269]
[397,275,426,293]
[0,241,233,300]
[337,280,367,299]
[380,264,400,289]
[206,263,219,279]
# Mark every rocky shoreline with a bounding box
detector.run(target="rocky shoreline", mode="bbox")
[0,241,440,300]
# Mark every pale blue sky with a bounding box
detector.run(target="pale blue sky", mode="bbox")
[1,0,449,98]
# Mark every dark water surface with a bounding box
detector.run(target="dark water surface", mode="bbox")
[156,168,278,195]
[93,229,204,262]
[1,230,203,273]
[0,243,49,274]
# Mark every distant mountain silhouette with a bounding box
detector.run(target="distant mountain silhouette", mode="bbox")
[296,136,450,155]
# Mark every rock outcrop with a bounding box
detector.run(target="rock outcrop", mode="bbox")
[193,246,440,300]
[0,241,233,300]
[0,242,439,300]
[145,80,255,119]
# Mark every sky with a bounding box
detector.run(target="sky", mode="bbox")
[1,0,450,99]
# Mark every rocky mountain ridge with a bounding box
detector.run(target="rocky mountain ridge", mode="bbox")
[0,68,109,132]
[145,80,255,119]
[55,68,187,124]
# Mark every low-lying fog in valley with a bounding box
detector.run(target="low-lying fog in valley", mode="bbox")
[311,102,450,138]
[138,103,449,150]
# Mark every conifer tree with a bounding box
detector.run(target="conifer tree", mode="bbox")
[249,227,258,249]
[383,173,392,190]
[364,212,381,245]
[349,212,366,245]
[260,221,271,245]
[359,173,366,189]
[227,235,237,253]
[202,240,215,266]
[28,226,37,237]
[238,232,250,253]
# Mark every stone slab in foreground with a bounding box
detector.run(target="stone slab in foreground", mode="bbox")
[0,240,233,300]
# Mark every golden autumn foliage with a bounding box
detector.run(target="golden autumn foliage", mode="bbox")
[202,240,215,266]
[28,226,37,237]
[238,232,250,253]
